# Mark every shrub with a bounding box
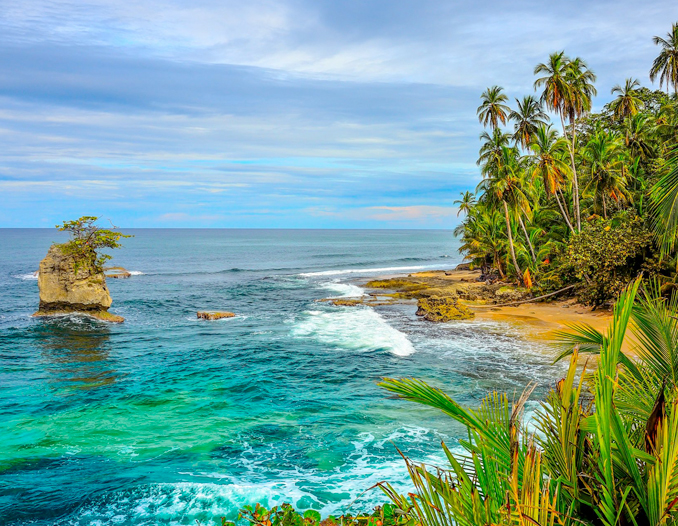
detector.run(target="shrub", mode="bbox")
[561,213,654,306]
[56,216,131,272]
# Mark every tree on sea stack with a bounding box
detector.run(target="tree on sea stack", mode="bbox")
[33,216,131,323]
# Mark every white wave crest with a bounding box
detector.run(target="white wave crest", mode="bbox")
[13,272,38,280]
[321,281,364,298]
[128,270,145,276]
[300,265,433,277]
[291,308,415,356]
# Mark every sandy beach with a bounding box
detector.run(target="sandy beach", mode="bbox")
[365,268,616,346]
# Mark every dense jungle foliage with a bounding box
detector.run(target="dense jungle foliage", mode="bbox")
[454,23,678,305]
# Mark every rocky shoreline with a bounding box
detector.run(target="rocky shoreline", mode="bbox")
[322,267,615,344]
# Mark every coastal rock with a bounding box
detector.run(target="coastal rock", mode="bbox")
[328,299,362,307]
[33,245,124,322]
[105,266,132,279]
[494,286,529,303]
[416,296,474,322]
[197,311,236,320]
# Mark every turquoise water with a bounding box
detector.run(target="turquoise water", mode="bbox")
[0,229,561,525]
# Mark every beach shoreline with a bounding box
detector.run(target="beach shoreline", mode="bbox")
[357,268,614,345]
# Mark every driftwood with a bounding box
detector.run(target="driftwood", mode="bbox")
[468,284,577,308]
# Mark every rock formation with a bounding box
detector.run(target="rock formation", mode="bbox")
[416,295,474,322]
[33,245,124,322]
[197,311,235,320]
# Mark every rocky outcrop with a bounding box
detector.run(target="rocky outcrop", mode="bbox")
[105,266,131,279]
[33,245,124,322]
[197,311,235,320]
[416,295,474,322]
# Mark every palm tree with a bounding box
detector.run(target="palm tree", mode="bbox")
[624,113,656,161]
[381,281,678,526]
[477,146,529,281]
[564,57,597,231]
[650,147,678,256]
[528,124,575,233]
[509,95,549,149]
[477,128,511,169]
[453,191,476,216]
[456,206,507,277]
[477,86,510,130]
[535,52,597,232]
[650,22,678,95]
[582,128,629,219]
[610,78,643,120]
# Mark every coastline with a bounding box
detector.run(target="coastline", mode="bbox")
[356,268,614,348]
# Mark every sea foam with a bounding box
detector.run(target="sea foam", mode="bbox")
[13,273,38,280]
[292,307,415,356]
[320,281,364,298]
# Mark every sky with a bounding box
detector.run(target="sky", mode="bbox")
[0,0,676,228]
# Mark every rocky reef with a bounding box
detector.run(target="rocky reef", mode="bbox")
[416,295,474,322]
[197,311,235,320]
[33,245,124,323]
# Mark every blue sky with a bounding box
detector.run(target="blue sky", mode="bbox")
[0,0,676,228]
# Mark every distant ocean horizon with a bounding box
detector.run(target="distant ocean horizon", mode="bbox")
[0,229,562,525]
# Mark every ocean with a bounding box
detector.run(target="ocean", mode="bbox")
[0,229,562,525]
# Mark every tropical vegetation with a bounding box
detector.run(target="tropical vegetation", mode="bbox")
[56,215,131,271]
[379,279,678,526]
[455,23,678,306]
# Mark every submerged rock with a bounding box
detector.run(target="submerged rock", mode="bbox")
[197,311,236,320]
[416,295,474,322]
[33,245,124,323]
[105,266,132,279]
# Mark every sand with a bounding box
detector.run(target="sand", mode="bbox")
[389,268,617,348]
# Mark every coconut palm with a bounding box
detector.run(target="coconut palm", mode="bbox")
[477,128,511,170]
[453,191,476,217]
[564,57,597,231]
[650,22,678,95]
[610,78,643,120]
[624,113,656,161]
[477,86,510,130]
[477,146,530,281]
[582,128,629,218]
[456,206,507,277]
[535,52,597,232]
[528,124,575,233]
[509,95,549,149]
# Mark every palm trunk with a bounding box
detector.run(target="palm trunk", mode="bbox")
[602,194,607,219]
[518,215,537,263]
[494,253,505,278]
[570,118,581,232]
[560,112,581,232]
[503,200,522,283]
[555,191,576,234]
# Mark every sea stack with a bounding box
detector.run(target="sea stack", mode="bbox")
[33,245,124,322]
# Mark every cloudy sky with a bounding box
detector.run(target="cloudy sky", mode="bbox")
[0,0,675,227]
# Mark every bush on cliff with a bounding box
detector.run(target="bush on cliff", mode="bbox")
[56,216,131,272]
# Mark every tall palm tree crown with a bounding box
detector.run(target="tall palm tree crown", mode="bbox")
[534,51,570,115]
[650,22,678,94]
[509,95,548,149]
[477,86,510,130]
[453,191,476,217]
[610,78,643,120]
